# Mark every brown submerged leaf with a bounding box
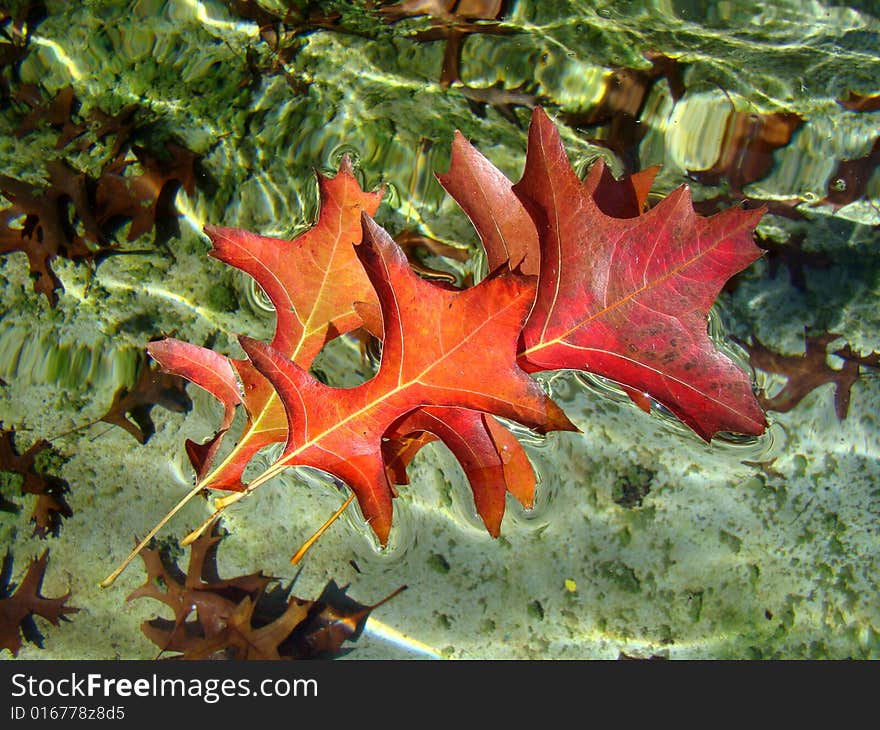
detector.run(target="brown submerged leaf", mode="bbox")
[14,84,87,148]
[1,86,199,305]
[0,550,78,657]
[0,428,72,537]
[99,358,192,444]
[381,0,512,87]
[755,231,831,292]
[739,330,880,420]
[128,521,403,659]
[689,110,803,193]
[96,142,199,242]
[0,2,45,99]
[837,91,880,113]
[0,160,110,305]
[821,137,880,210]
[560,51,686,172]
[285,581,408,659]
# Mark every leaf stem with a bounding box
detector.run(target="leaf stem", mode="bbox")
[99,480,206,588]
[179,460,286,545]
[290,492,355,564]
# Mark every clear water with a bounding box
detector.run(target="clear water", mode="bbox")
[1,0,878,659]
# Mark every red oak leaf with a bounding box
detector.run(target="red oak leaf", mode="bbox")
[436,110,762,438]
[145,340,240,479]
[437,129,540,276]
[436,122,660,274]
[237,214,572,544]
[512,108,765,440]
[384,407,536,537]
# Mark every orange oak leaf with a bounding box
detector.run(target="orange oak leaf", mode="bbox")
[358,125,552,528]
[149,156,541,537]
[148,157,384,490]
[237,214,573,544]
[355,285,537,535]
